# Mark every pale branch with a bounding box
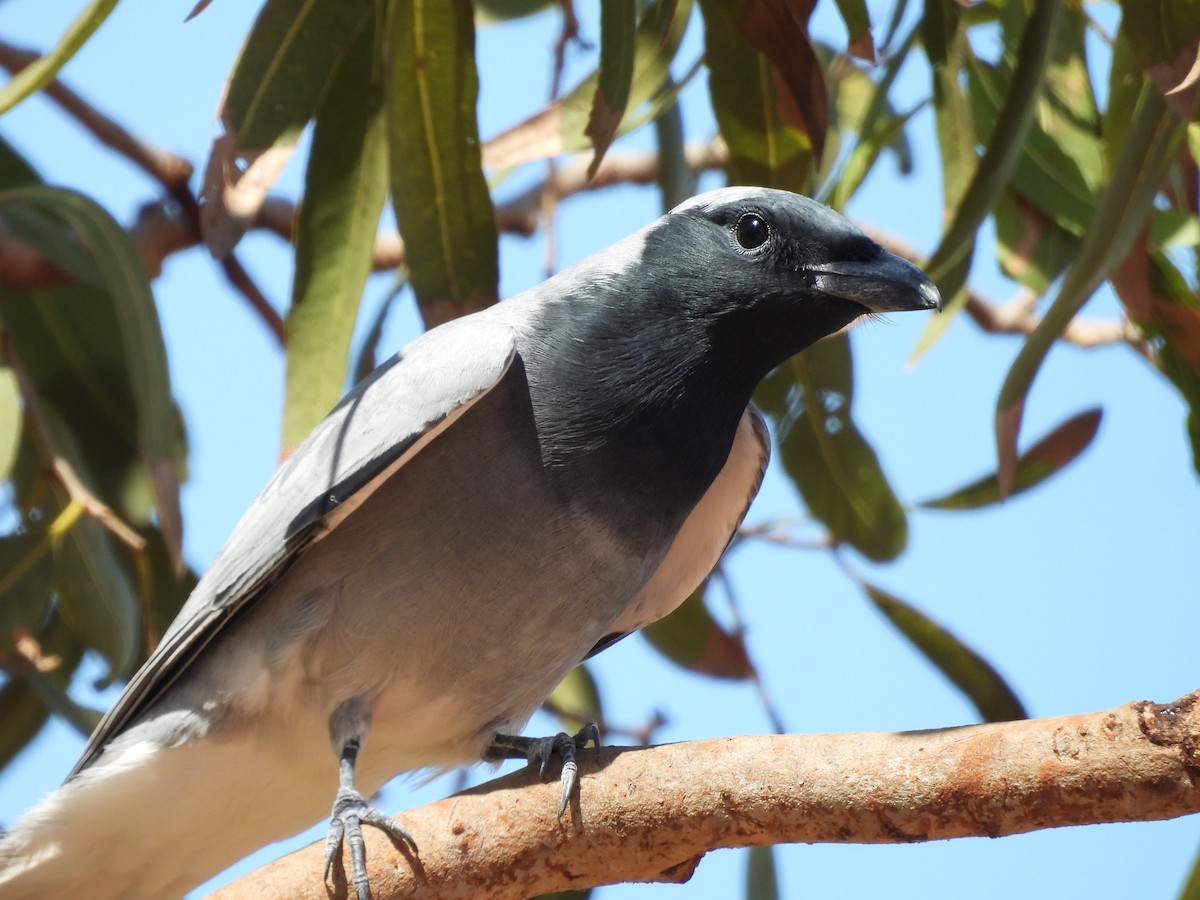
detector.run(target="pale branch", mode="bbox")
[214,691,1200,900]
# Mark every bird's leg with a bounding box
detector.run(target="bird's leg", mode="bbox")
[324,702,417,900]
[485,721,600,816]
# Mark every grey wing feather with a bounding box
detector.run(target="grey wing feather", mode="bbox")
[69,315,518,778]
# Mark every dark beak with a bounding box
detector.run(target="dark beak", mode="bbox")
[808,252,941,313]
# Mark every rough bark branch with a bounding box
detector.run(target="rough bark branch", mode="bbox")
[213,691,1200,900]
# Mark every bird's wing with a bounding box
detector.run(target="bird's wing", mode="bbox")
[70,315,518,777]
[586,407,770,659]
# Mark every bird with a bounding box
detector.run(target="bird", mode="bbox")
[0,186,939,899]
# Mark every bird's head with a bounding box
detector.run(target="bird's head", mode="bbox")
[637,186,941,378]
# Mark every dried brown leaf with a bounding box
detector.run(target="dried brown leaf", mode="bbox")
[199,133,294,258]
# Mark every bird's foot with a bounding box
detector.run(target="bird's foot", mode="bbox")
[324,786,417,900]
[486,721,600,816]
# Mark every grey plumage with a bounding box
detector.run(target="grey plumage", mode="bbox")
[0,187,938,899]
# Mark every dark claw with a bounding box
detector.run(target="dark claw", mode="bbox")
[324,786,417,900]
[486,721,601,817]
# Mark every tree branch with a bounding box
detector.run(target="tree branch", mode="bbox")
[213,690,1200,900]
[0,54,1139,358]
[857,225,1147,354]
[0,40,286,347]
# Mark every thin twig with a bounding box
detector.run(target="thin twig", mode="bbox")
[0,40,284,347]
[858,224,1148,354]
[0,41,193,197]
[219,255,286,346]
[712,565,788,735]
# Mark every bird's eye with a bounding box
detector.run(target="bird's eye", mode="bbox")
[734,213,769,250]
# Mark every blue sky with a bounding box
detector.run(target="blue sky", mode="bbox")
[1,1,1198,897]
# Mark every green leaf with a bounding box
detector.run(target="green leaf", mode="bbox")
[914,0,1063,359]
[0,135,42,189]
[698,0,814,191]
[284,13,389,449]
[0,533,55,649]
[135,523,198,654]
[1134,254,1200,480]
[545,664,602,735]
[0,0,120,116]
[0,196,102,283]
[0,363,20,482]
[653,96,696,212]
[996,82,1185,495]
[745,845,780,900]
[0,610,85,769]
[0,680,52,770]
[0,285,143,520]
[730,0,828,163]
[475,0,556,24]
[1103,31,1146,173]
[641,585,752,679]
[585,0,637,177]
[351,281,408,386]
[222,0,373,148]
[25,665,102,736]
[922,408,1101,510]
[1149,210,1200,252]
[483,0,693,173]
[1180,836,1200,900]
[756,335,907,562]
[0,187,181,566]
[993,190,1080,293]
[965,6,1103,239]
[38,409,140,684]
[822,31,919,210]
[922,0,973,198]
[863,582,1027,723]
[1118,1,1200,70]
[387,0,498,323]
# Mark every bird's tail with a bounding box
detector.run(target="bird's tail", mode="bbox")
[0,735,325,900]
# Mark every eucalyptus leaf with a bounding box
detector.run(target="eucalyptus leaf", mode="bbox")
[699,0,814,191]
[0,188,180,564]
[285,14,388,449]
[545,664,602,734]
[745,844,780,900]
[0,0,120,116]
[585,0,637,177]
[222,0,373,148]
[922,408,1101,510]
[0,532,55,650]
[914,0,1062,358]
[387,0,498,322]
[0,609,85,769]
[863,582,1027,723]
[641,585,752,679]
[756,335,907,562]
[996,82,1185,494]
[0,364,20,482]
